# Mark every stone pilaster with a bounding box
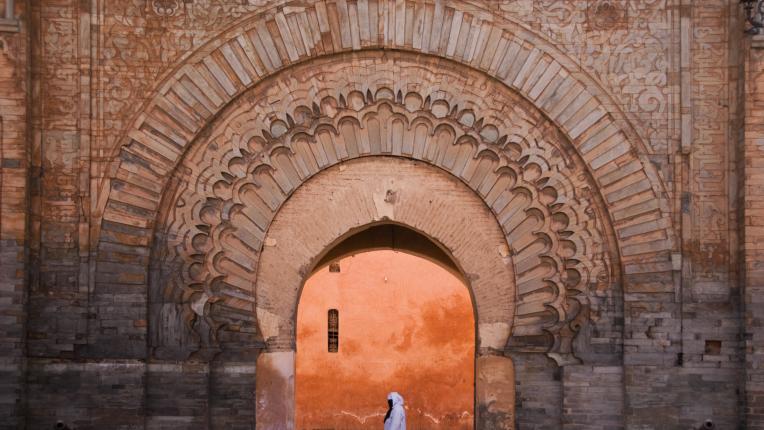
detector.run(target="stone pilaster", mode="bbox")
[743,32,764,430]
[0,1,28,427]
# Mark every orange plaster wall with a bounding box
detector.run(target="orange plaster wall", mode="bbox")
[295,250,475,429]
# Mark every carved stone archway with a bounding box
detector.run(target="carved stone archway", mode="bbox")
[97,0,674,282]
[254,157,515,428]
[148,52,618,370]
[92,1,673,369]
[85,2,676,426]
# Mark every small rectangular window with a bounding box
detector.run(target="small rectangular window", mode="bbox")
[328,309,339,353]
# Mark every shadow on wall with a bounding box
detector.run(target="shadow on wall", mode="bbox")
[296,250,475,429]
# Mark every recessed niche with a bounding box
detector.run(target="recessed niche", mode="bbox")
[705,340,722,355]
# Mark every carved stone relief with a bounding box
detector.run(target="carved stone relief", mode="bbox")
[96,0,673,189]
[150,54,617,365]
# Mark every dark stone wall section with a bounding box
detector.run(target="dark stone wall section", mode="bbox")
[210,362,257,430]
[510,353,562,430]
[26,361,145,430]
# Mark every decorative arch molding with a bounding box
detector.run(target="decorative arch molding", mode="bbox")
[105,0,659,167]
[252,157,516,429]
[93,0,677,366]
[97,0,675,284]
[147,53,619,366]
[255,157,516,352]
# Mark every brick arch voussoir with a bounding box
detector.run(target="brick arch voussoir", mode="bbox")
[152,76,618,365]
[256,157,515,353]
[97,1,674,365]
[98,1,674,288]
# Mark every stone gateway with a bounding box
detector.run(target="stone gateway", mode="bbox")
[1,0,763,428]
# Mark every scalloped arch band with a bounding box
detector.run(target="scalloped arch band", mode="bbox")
[94,1,676,363]
[148,52,619,366]
[99,0,674,276]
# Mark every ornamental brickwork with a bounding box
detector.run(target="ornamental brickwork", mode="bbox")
[0,0,761,429]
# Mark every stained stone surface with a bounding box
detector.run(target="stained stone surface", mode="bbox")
[0,0,760,429]
[294,250,474,429]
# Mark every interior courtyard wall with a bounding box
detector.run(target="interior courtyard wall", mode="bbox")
[0,0,758,429]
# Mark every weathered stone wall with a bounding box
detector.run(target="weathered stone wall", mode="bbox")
[0,1,28,428]
[0,0,761,429]
[744,33,764,430]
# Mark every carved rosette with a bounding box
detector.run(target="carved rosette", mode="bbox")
[150,0,181,17]
[585,0,628,31]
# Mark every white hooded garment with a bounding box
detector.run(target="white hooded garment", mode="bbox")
[384,392,406,430]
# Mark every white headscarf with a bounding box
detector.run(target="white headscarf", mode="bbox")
[384,392,406,430]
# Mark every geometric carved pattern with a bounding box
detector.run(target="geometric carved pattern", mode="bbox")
[154,57,615,364]
[98,0,677,363]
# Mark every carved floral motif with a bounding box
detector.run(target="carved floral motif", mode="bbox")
[99,0,269,159]
[150,0,181,16]
[97,0,672,183]
[586,0,628,31]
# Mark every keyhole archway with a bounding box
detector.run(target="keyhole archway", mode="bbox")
[85,1,676,428]
[138,46,630,430]
[295,225,476,429]
[253,157,517,429]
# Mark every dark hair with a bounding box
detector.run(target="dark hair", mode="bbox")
[384,398,393,423]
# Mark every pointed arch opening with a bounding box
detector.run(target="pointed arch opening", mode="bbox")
[296,224,475,429]
[252,157,516,429]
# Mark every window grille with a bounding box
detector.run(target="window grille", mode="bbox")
[327,309,339,353]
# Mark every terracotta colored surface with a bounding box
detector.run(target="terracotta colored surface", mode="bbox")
[295,250,475,429]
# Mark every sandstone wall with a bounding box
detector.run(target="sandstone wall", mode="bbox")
[0,0,760,429]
